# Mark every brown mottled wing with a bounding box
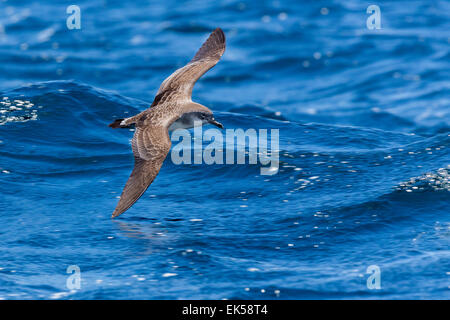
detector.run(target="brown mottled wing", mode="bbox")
[111,125,171,218]
[156,27,226,101]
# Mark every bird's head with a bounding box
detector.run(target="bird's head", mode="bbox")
[196,111,224,129]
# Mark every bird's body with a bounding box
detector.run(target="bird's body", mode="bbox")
[109,28,226,218]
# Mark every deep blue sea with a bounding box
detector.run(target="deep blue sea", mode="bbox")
[0,0,449,300]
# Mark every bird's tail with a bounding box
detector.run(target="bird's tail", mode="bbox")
[109,118,132,128]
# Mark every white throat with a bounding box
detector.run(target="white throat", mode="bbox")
[168,113,207,131]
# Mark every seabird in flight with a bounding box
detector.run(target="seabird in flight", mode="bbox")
[109,28,226,218]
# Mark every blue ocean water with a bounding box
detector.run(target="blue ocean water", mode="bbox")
[0,0,449,299]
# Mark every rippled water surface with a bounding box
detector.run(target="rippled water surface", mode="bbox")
[0,0,449,299]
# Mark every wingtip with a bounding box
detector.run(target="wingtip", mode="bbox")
[111,209,122,219]
[213,27,225,42]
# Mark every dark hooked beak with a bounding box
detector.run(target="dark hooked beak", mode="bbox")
[208,119,224,129]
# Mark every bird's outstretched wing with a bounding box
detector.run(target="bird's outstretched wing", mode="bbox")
[156,27,226,102]
[112,126,171,218]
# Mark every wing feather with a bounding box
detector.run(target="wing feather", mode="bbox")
[156,28,226,102]
[112,126,171,218]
